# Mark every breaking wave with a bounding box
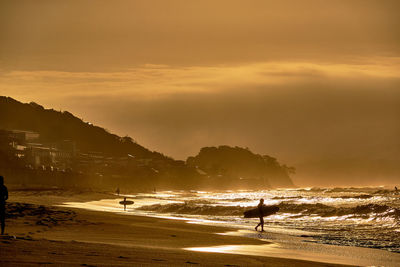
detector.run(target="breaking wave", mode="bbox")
[137,202,400,219]
[138,203,246,216]
[332,194,373,199]
[297,187,390,194]
[278,203,400,219]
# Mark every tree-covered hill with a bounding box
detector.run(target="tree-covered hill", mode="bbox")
[187,146,295,188]
[0,96,167,159]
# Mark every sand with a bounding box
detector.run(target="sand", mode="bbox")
[1,189,398,266]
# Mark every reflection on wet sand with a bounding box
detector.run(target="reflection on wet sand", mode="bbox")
[184,241,400,266]
[184,243,356,266]
[185,243,277,256]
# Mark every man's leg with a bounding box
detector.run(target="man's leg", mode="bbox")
[0,207,5,235]
[255,217,262,231]
[260,217,264,232]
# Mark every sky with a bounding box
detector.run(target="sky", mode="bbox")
[1,0,399,186]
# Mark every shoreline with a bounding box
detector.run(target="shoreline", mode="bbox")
[1,189,399,266]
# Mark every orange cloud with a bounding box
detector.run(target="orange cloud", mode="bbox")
[1,58,399,103]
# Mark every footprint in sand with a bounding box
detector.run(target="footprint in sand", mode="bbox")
[118,256,129,259]
[185,261,199,264]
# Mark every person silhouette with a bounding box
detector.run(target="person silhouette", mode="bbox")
[0,175,8,235]
[395,186,398,194]
[255,198,265,232]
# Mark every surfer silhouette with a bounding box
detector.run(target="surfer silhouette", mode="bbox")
[119,197,134,211]
[395,186,398,194]
[0,176,8,235]
[255,198,265,232]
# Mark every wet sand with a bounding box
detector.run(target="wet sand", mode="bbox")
[1,189,398,266]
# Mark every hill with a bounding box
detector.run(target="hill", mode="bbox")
[0,96,294,190]
[0,96,166,159]
[187,146,295,188]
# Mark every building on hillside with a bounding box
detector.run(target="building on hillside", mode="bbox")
[25,145,53,167]
[0,129,77,170]
[24,144,75,170]
[9,130,40,143]
[0,129,40,147]
[57,140,77,157]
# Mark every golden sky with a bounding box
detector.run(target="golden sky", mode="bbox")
[1,0,399,185]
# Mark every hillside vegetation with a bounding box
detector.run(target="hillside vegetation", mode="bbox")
[0,96,166,159]
[187,146,295,188]
[0,96,295,190]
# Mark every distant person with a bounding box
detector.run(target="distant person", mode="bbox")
[255,198,265,232]
[0,175,8,235]
[395,186,398,194]
[116,187,120,196]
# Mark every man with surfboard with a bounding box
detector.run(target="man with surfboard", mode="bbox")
[243,199,279,231]
[255,198,265,232]
[119,197,134,211]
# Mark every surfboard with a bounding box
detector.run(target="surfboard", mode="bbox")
[243,205,279,218]
[119,200,134,205]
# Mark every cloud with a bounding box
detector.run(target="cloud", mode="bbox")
[1,59,399,186]
[1,58,399,99]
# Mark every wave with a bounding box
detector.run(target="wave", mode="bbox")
[373,189,393,194]
[297,187,388,193]
[230,197,252,202]
[278,203,400,218]
[137,202,400,219]
[332,194,373,199]
[272,196,302,200]
[138,203,246,216]
[272,194,373,200]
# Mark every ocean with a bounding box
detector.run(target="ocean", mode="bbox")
[63,187,400,253]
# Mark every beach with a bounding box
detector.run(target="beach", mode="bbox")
[1,189,399,266]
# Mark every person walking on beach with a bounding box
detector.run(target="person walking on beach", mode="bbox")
[255,198,265,232]
[0,175,8,235]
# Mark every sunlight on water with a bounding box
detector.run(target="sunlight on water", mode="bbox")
[62,186,400,253]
